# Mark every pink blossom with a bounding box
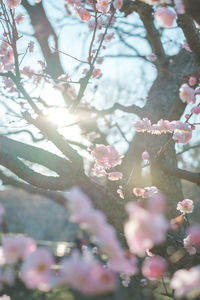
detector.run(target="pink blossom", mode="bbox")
[189,76,197,86]
[89,144,123,170]
[179,83,196,104]
[92,68,101,78]
[191,106,200,114]
[2,235,37,264]
[177,199,194,214]
[170,266,200,298]
[133,118,152,132]
[125,202,168,257]
[186,225,200,246]
[6,0,21,9]
[154,8,176,28]
[113,0,123,10]
[21,66,35,79]
[108,171,123,181]
[96,0,110,13]
[21,248,54,291]
[148,193,166,214]
[15,13,24,24]
[183,235,196,255]
[148,53,157,62]
[142,256,167,279]
[76,7,91,22]
[59,250,116,296]
[172,129,192,144]
[64,187,137,276]
[64,186,93,222]
[133,186,158,198]
[141,151,150,160]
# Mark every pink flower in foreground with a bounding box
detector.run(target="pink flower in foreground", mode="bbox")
[141,151,150,160]
[177,199,194,214]
[170,266,200,298]
[154,8,176,28]
[179,83,196,104]
[113,0,123,9]
[64,187,137,276]
[148,193,166,214]
[21,248,54,291]
[125,202,168,257]
[2,235,36,264]
[59,251,116,296]
[142,256,167,279]
[108,171,123,181]
[6,0,21,9]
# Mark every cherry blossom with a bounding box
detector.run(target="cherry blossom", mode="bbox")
[141,151,150,160]
[59,250,116,296]
[64,187,138,276]
[177,199,194,214]
[108,171,123,181]
[76,7,91,22]
[170,266,200,298]
[96,0,110,13]
[133,186,158,198]
[2,235,37,264]
[6,0,22,9]
[20,248,54,291]
[154,7,176,28]
[113,0,123,10]
[179,83,196,104]
[189,76,197,86]
[191,106,200,114]
[142,256,167,279]
[124,201,168,257]
[0,296,10,300]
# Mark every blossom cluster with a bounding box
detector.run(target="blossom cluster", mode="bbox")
[89,144,123,180]
[133,118,193,143]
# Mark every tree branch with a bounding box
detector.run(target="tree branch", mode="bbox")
[177,13,200,64]
[0,135,72,176]
[0,147,75,190]
[24,112,83,167]
[160,165,200,185]
[0,170,66,207]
